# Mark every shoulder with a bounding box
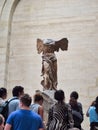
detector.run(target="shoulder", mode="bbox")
[10,97,19,101]
[9,97,19,104]
[65,103,72,110]
[38,105,43,110]
[88,106,96,115]
[6,110,20,124]
[65,103,71,107]
[31,103,40,107]
[77,102,83,110]
[30,103,40,112]
[0,98,5,105]
[89,106,95,112]
[90,106,95,109]
[77,102,82,107]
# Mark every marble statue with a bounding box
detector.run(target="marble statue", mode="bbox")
[36,38,68,90]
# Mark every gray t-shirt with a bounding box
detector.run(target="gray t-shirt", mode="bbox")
[8,97,19,115]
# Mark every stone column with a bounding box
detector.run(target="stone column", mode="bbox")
[0,0,20,88]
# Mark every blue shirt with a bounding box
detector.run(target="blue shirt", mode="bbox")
[89,106,98,123]
[6,109,43,130]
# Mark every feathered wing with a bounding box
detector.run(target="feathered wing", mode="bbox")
[54,38,68,52]
[37,38,44,54]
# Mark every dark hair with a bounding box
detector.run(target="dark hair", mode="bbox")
[54,89,65,101]
[12,86,24,96]
[70,91,79,100]
[20,94,32,107]
[0,88,7,98]
[34,93,43,103]
[95,96,98,114]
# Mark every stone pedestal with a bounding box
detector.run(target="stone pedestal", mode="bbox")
[36,90,56,123]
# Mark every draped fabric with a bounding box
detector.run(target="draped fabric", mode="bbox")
[41,53,57,90]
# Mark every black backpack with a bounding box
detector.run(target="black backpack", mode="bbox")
[0,97,18,121]
[72,102,84,128]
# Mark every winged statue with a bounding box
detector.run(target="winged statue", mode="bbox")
[36,38,68,90]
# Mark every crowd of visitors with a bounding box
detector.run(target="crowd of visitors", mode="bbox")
[0,86,98,130]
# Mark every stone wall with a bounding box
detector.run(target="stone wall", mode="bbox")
[0,0,98,129]
[0,0,20,92]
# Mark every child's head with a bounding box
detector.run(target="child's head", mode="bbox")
[0,88,7,99]
[33,93,43,105]
[0,114,5,130]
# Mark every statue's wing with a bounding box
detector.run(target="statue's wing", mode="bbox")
[37,38,44,54]
[54,38,68,52]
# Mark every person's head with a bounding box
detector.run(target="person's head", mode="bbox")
[69,91,79,105]
[33,93,43,105]
[95,96,98,113]
[19,94,32,108]
[54,89,65,102]
[12,86,24,97]
[0,114,5,130]
[0,88,7,99]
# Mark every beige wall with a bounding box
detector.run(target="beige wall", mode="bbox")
[0,0,98,129]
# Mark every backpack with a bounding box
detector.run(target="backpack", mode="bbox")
[72,102,84,128]
[0,97,18,121]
